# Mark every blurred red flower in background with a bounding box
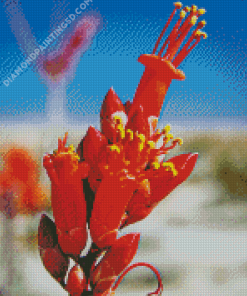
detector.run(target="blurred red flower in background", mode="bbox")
[0,147,48,218]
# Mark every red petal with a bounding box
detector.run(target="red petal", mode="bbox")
[124,153,198,226]
[150,153,198,205]
[126,105,150,137]
[129,55,185,121]
[38,214,69,284]
[91,233,140,291]
[90,175,137,249]
[78,126,107,166]
[100,87,125,120]
[47,154,88,255]
[100,87,127,141]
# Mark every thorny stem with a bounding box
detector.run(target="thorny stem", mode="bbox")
[112,262,163,295]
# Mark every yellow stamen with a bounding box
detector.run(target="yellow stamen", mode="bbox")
[184,6,191,12]
[113,115,122,124]
[162,162,178,176]
[191,5,197,13]
[137,133,145,152]
[68,144,75,153]
[164,134,174,144]
[199,20,206,27]
[180,10,186,18]
[147,141,155,149]
[198,8,206,15]
[109,145,121,153]
[174,2,183,9]
[195,30,208,39]
[152,162,160,170]
[116,124,125,139]
[137,133,146,143]
[162,125,171,134]
[173,138,183,146]
[126,129,133,141]
[190,16,198,25]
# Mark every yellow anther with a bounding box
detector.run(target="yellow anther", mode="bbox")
[147,141,155,149]
[126,129,133,141]
[162,162,178,177]
[162,125,171,134]
[104,165,109,170]
[191,5,197,12]
[152,162,161,170]
[113,115,122,124]
[190,16,198,25]
[164,133,174,142]
[137,133,145,143]
[201,31,208,39]
[68,144,75,153]
[174,2,183,9]
[196,30,208,39]
[116,124,125,139]
[173,138,183,146]
[184,6,191,12]
[109,145,121,153]
[199,20,206,27]
[198,8,206,15]
[138,143,144,152]
[180,10,186,18]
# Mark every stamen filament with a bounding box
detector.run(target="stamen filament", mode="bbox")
[158,9,186,57]
[152,2,182,54]
[112,262,163,295]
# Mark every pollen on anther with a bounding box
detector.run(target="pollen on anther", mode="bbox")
[162,162,178,176]
[126,129,134,141]
[109,145,121,153]
[137,133,146,143]
[147,141,155,149]
[174,2,183,9]
[190,16,198,25]
[180,10,186,18]
[152,162,161,170]
[198,8,206,15]
[173,138,183,146]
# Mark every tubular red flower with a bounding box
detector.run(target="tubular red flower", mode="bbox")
[43,133,89,256]
[127,2,206,127]
[90,174,137,249]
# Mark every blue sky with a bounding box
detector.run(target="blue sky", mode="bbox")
[0,0,246,126]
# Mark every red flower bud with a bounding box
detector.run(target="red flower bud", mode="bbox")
[100,87,127,142]
[38,214,69,284]
[90,233,140,294]
[90,174,137,249]
[66,265,87,295]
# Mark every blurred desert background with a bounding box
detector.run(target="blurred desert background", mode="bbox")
[0,119,246,295]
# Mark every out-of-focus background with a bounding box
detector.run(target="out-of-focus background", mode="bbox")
[0,0,247,294]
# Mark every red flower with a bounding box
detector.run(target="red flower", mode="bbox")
[43,133,89,257]
[79,87,198,248]
[0,148,47,217]
[42,3,207,294]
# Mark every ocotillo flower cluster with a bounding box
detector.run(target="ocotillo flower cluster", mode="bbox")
[39,3,207,295]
